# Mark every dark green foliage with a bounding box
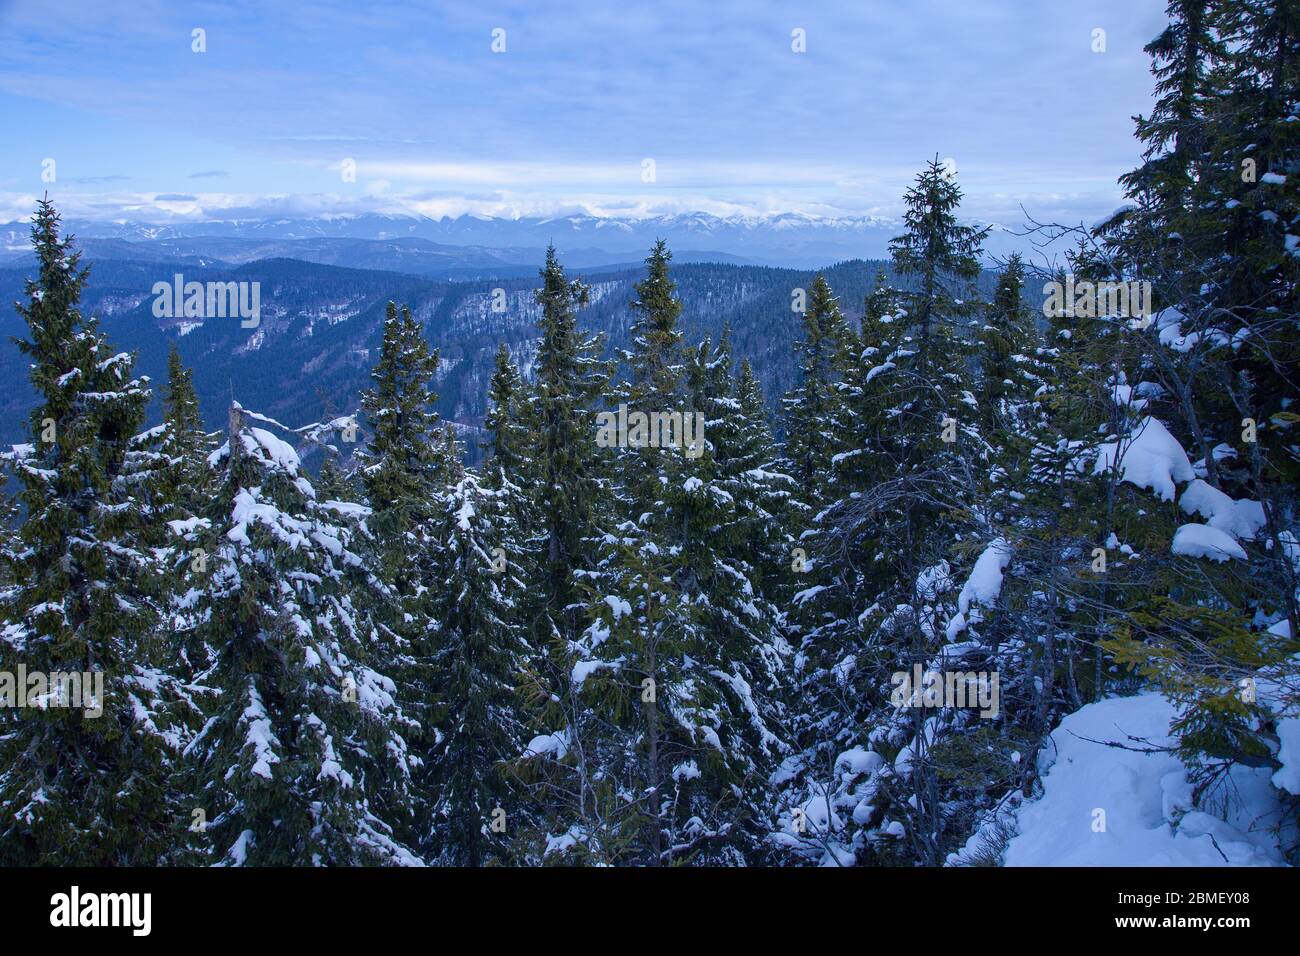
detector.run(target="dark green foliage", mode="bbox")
[0,200,183,865]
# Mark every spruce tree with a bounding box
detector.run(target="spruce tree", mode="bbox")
[0,200,182,864]
[185,403,420,865]
[718,355,799,600]
[1093,0,1300,781]
[781,274,856,499]
[353,301,456,856]
[483,343,529,491]
[425,470,533,865]
[524,246,614,636]
[151,346,219,683]
[153,345,210,517]
[562,260,791,863]
[358,301,448,590]
[506,247,617,859]
[316,454,360,501]
[777,163,995,866]
[977,254,1038,433]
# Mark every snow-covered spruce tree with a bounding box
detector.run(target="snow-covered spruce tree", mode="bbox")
[626,239,685,399]
[577,238,690,822]
[637,334,793,862]
[775,163,999,866]
[519,246,614,643]
[615,239,687,500]
[425,461,534,866]
[976,255,1040,438]
[780,273,857,503]
[526,248,791,864]
[655,271,789,863]
[1192,0,1299,637]
[149,345,213,520]
[501,247,613,658]
[0,200,186,864]
[352,299,454,853]
[680,337,793,860]
[767,274,874,855]
[885,156,989,444]
[1095,0,1282,492]
[712,348,801,608]
[522,242,697,864]
[563,463,789,865]
[509,247,621,858]
[147,345,221,685]
[530,239,691,868]
[1088,0,1300,804]
[561,516,708,864]
[184,403,420,865]
[481,342,538,597]
[1118,0,1225,246]
[358,300,450,600]
[315,454,360,501]
[1208,0,1299,648]
[824,270,907,500]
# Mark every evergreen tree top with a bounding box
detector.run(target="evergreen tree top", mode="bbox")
[889,156,988,286]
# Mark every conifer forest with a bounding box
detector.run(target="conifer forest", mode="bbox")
[0,1,1296,896]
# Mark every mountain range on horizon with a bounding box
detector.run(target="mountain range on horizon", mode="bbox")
[0,209,1046,271]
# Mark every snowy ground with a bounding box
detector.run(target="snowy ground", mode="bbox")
[1002,694,1289,866]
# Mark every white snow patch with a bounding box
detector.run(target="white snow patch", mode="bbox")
[947,539,1011,639]
[1094,417,1193,501]
[1178,479,1265,541]
[1171,524,1247,562]
[1005,694,1283,866]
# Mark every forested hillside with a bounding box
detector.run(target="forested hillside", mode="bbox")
[0,0,1295,867]
[0,255,934,454]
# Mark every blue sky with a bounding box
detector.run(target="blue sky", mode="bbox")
[0,0,1169,226]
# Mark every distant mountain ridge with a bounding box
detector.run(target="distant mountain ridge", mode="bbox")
[0,211,1026,269]
[0,233,758,280]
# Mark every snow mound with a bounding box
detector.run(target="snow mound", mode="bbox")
[1004,694,1282,866]
[523,731,570,760]
[958,538,1011,611]
[946,539,1011,639]
[1178,478,1265,540]
[835,746,883,777]
[571,658,620,687]
[248,427,300,472]
[1154,307,1229,353]
[1094,417,1193,501]
[1272,714,1300,796]
[1171,523,1247,561]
